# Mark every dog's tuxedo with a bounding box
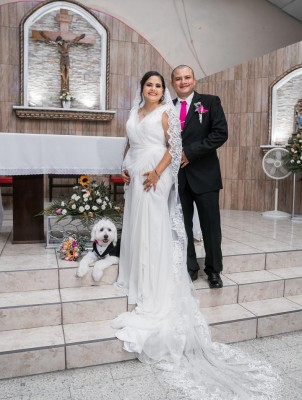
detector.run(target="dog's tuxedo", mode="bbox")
[92,239,120,259]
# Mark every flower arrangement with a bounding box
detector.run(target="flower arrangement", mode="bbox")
[59,90,75,102]
[285,132,302,172]
[194,102,208,123]
[41,175,123,227]
[58,233,85,261]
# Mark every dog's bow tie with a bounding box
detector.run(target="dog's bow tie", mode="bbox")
[92,240,113,259]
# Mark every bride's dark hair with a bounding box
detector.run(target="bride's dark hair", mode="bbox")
[139,71,166,105]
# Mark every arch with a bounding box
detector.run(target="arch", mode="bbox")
[20,0,110,109]
[269,64,302,145]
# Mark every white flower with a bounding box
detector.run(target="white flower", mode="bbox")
[84,197,88,202]
[291,160,294,163]
[71,194,77,200]
[79,206,85,213]
[75,195,80,201]
[83,193,89,198]
[85,205,90,210]
[71,204,76,209]
[105,197,109,201]
[92,206,98,211]
[61,201,65,206]
[298,160,301,164]
[109,202,112,208]
[96,198,102,204]
[96,191,100,196]
[101,204,106,210]
[103,201,107,207]
[62,209,67,215]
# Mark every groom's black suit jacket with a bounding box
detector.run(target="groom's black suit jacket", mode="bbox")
[174,91,228,194]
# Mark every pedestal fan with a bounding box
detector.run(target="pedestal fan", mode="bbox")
[262,148,291,218]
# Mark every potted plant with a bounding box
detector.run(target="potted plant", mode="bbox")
[59,90,75,108]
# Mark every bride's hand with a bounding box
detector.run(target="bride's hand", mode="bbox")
[143,170,159,191]
[121,169,130,184]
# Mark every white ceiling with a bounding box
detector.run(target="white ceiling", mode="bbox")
[1,0,302,79]
[267,0,302,22]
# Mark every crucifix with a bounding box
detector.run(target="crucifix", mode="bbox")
[32,9,96,92]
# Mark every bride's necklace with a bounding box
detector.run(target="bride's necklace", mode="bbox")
[140,106,159,118]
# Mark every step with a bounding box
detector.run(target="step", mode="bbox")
[223,270,284,302]
[0,289,61,331]
[201,303,257,343]
[197,247,302,274]
[64,320,135,369]
[194,268,292,306]
[0,326,65,379]
[60,285,127,324]
[240,297,302,337]
[267,267,302,296]
[0,285,128,331]
[0,261,118,292]
[57,259,118,288]
[201,297,302,343]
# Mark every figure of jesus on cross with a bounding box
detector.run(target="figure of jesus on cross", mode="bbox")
[32,9,95,93]
[39,32,85,91]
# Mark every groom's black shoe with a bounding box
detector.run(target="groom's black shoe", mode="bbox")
[188,270,199,281]
[207,273,223,289]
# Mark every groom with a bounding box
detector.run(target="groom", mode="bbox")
[171,65,228,288]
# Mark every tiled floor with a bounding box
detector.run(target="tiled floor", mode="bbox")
[1,208,302,399]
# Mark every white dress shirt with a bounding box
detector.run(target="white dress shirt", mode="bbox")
[174,91,195,116]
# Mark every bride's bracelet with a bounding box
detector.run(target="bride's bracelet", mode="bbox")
[154,169,160,178]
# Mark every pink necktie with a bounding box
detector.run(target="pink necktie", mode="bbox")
[180,100,187,130]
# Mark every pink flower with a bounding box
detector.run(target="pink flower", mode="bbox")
[56,208,61,215]
[197,105,208,114]
[194,102,208,124]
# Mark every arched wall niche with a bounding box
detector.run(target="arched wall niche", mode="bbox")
[19,0,110,110]
[269,64,302,146]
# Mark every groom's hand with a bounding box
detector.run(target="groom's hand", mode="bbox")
[181,151,189,168]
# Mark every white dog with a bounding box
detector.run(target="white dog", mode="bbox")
[76,219,120,282]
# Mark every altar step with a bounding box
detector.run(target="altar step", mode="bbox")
[1,294,302,379]
[1,248,302,379]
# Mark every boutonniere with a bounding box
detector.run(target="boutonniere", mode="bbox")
[194,102,208,124]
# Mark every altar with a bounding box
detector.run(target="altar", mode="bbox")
[0,132,126,243]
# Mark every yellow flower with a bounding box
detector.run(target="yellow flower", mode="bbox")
[67,249,75,258]
[79,175,90,186]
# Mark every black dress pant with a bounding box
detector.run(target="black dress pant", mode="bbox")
[179,183,223,275]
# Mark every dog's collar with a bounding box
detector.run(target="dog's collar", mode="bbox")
[92,240,113,259]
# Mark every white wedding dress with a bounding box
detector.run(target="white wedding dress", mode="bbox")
[113,96,281,399]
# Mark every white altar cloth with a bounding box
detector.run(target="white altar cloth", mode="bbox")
[0,132,126,175]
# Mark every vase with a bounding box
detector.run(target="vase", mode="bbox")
[62,100,71,109]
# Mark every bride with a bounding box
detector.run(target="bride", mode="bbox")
[112,71,281,399]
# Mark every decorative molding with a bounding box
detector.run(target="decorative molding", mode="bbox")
[13,106,115,121]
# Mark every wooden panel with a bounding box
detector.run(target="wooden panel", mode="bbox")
[13,175,44,243]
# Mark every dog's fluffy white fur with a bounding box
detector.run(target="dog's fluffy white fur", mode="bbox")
[76,219,119,282]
